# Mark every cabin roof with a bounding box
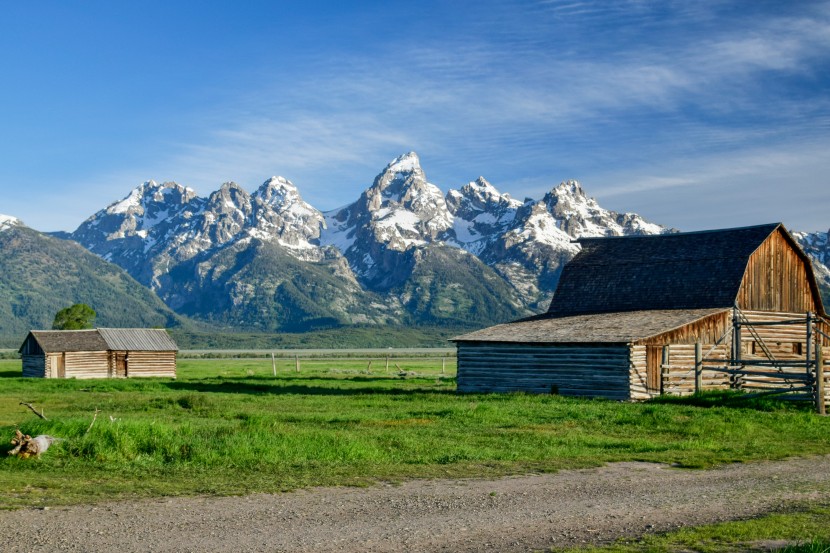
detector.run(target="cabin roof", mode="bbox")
[23,329,109,353]
[453,308,728,344]
[98,328,179,352]
[547,223,785,316]
[20,328,178,353]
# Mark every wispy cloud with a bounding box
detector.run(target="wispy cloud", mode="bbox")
[17,1,830,233]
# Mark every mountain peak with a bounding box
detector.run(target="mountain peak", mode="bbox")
[255,176,301,207]
[0,214,22,232]
[106,180,195,216]
[552,180,585,198]
[385,151,421,174]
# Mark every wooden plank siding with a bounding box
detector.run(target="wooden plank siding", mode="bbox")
[738,228,820,314]
[637,310,731,346]
[457,342,632,400]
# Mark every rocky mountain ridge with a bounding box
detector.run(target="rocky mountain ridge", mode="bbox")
[65,152,672,329]
[13,151,823,332]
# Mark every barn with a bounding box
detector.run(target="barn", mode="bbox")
[19,328,178,378]
[453,223,830,408]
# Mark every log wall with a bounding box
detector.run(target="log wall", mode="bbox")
[61,351,110,379]
[457,342,631,400]
[21,355,46,378]
[662,344,730,396]
[629,345,650,400]
[121,351,177,378]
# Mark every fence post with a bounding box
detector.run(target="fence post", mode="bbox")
[695,342,702,395]
[807,310,813,379]
[732,307,742,390]
[271,352,276,377]
[386,355,390,373]
[295,355,300,373]
[442,355,446,374]
[817,341,825,415]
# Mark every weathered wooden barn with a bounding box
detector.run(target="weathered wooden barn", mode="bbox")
[454,223,830,408]
[19,328,178,378]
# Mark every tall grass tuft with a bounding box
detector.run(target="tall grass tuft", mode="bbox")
[777,540,830,553]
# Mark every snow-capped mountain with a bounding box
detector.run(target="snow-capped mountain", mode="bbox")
[445,177,523,256]
[320,152,455,288]
[74,152,820,331]
[793,228,830,304]
[0,214,22,232]
[65,152,674,329]
[72,177,330,289]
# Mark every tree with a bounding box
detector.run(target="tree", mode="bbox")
[52,303,96,330]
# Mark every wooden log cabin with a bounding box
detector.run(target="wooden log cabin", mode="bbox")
[454,223,829,406]
[19,328,178,378]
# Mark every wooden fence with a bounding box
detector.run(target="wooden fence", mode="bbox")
[698,309,827,413]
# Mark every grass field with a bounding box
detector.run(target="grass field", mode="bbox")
[561,504,830,553]
[2,356,830,511]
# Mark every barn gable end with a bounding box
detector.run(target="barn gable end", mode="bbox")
[737,226,824,314]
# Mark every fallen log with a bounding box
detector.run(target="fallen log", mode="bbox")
[8,429,60,458]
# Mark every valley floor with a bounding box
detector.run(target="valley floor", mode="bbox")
[3,456,830,552]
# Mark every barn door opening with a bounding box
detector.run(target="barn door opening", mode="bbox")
[116,353,127,378]
[51,354,66,378]
[646,346,662,394]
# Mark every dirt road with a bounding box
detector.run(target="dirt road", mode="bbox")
[3,457,830,552]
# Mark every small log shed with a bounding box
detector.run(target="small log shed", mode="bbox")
[19,328,178,378]
[453,223,829,404]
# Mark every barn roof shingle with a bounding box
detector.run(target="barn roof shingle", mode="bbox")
[454,308,728,344]
[547,223,783,316]
[26,329,109,353]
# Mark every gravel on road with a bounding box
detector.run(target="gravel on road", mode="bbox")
[3,456,830,552]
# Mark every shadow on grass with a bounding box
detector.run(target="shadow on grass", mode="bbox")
[648,390,815,412]
[164,377,457,397]
[0,370,22,379]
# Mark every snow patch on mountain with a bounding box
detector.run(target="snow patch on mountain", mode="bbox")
[68,151,681,325]
[0,214,21,232]
[793,228,830,300]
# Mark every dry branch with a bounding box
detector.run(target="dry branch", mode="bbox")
[19,402,47,420]
[85,408,101,434]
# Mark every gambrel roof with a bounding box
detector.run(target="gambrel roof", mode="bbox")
[455,223,823,344]
[548,223,786,316]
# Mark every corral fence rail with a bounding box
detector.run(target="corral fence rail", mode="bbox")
[696,307,828,413]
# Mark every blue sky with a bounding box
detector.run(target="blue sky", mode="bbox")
[2,0,829,233]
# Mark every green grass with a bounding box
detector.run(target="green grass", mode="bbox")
[2,358,830,508]
[556,503,830,552]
